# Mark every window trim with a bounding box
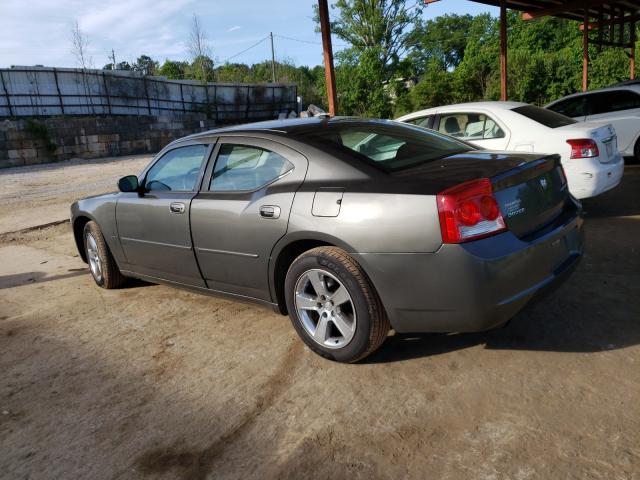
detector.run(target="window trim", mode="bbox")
[139,141,215,194]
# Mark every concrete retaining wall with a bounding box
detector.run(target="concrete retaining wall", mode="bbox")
[0,115,217,168]
[0,67,298,121]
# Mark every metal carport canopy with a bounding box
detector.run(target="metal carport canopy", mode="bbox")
[426,0,640,98]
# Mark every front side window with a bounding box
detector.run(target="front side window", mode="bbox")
[209,144,293,192]
[590,90,640,114]
[437,113,505,140]
[297,121,473,172]
[145,144,207,192]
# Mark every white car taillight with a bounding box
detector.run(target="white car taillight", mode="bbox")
[567,139,599,159]
[436,178,507,244]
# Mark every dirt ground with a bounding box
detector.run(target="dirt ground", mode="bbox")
[0,155,151,235]
[1,156,639,480]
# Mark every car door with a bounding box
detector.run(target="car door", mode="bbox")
[116,142,211,287]
[190,137,308,300]
[435,111,509,150]
[584,90,640,155]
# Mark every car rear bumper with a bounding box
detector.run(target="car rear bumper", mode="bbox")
[352,208,584,334]
[564,154,624,199]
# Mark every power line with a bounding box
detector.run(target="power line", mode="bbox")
[220,35,270,63]
[273,33,348,48]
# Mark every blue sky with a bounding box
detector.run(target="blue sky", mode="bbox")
[0,0,498,69]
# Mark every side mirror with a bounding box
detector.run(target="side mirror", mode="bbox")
[118,175,139,193]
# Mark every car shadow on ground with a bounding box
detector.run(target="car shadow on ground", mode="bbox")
[365,296,640,364]
[580,163,639,218]
[0,270,87,289]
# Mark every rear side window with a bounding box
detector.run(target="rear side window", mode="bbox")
[297,121,473,172]
[548,96,587,117]
[512,105,576,128]
[437,112,505,140]
[589,90,640,114]
[209,144,293,191]
[405,115,433,128]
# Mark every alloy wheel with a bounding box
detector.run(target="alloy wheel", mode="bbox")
[85,233,103,283]
[294,269,357,349]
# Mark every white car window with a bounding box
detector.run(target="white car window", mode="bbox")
[438,113,504,140]
[589,90,640,115]
[548,96,587,118]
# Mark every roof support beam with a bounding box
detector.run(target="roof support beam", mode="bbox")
[523,0,602,20]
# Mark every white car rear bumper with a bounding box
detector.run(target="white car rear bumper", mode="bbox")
[564,153,624,200]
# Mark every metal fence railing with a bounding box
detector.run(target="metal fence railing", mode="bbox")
[0,67,298,122]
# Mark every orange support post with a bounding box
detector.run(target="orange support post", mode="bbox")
[583,9,589,92]
[318,0,338,116]
[500,0,508,101]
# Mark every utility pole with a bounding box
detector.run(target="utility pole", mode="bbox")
[269,32,276,83]
[110,49,116,70]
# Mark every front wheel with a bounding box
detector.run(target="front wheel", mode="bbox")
[83,221,126,289]
[284,247,389,363]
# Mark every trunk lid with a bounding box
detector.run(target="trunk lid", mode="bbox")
[491,154,570,239]
[393,151,573,240]
[555,121,618,163]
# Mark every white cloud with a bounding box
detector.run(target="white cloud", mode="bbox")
[226,25,242,32]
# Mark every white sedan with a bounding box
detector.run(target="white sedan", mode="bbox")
[396,101,624,200]
[545,82,640,161]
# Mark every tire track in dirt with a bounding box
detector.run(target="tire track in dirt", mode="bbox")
[133,338,304,480]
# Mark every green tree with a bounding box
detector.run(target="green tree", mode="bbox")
[157,60,189,80]
[189,55,215,82]
[133,55,158,75]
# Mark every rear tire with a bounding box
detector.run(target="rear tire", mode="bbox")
[83,221,126,289]
[634,138,640,163]
[284,247,389,363]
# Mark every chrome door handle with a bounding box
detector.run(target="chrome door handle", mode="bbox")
[259,205,281,219]
[170,202,186,214]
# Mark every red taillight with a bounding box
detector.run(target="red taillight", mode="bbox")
[567,138,599,159]
[437,178,507,244]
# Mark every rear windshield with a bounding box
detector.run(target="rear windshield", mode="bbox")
[297,121,473,172]
[512,105,577,128]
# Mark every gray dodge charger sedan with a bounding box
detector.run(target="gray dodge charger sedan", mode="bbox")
[71,117,583,362]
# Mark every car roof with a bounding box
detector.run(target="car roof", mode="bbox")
[397,101,527,119]
[169,116,407,145]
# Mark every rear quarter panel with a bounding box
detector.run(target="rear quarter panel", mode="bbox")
[285,189,442,254]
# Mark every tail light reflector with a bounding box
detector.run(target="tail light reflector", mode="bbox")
[437,178,507,244]
[567,139,599,159]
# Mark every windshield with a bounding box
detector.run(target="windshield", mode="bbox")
[297,121,474,172]
[512,105,577,128]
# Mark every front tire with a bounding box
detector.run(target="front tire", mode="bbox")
[634,138,640,163]
[284,247,389,363]
[83,221,126,289]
